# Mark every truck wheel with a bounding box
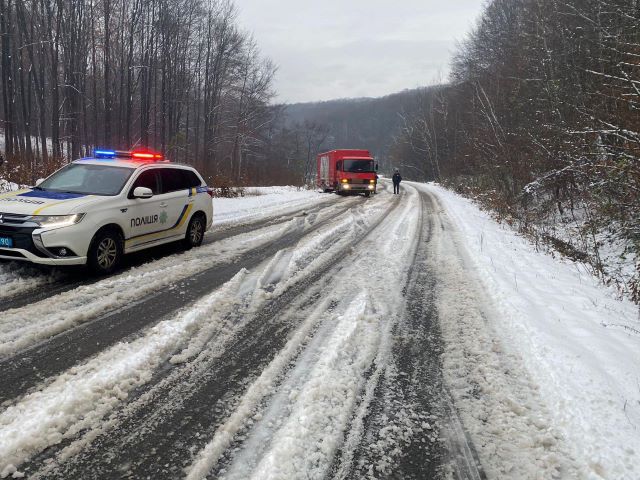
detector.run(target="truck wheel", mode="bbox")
[365,191,371,197]
[184,213,205,249]
[88,229,123,275]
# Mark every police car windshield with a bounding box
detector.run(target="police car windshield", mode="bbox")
[39,164,135,196]
[343,160,375,173]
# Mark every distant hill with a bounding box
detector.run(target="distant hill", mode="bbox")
[281,88,433,168]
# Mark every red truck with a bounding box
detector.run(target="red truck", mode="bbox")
[317,149,378,196]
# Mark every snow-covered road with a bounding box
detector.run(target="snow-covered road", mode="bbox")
[0,183,638,479]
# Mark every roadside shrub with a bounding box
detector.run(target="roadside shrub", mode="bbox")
[0,154,67,187]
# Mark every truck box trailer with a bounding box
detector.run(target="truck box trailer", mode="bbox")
[317,149,377,196]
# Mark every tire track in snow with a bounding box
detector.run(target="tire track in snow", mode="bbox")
[208,291,381,480]
[328,189,445,479]
[186,189,421,480]
[20,192,403,479]
[0,198,358,406]
[332,188,486,480]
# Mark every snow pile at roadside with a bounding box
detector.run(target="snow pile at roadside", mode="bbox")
[213,186,325,227]
[527,202,637,299]
[0,179,19,193]
[427,183,640,480]
[0,263,65,301]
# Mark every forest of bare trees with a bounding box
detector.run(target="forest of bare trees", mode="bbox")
[0,0,284,185]
[391,0,640,301]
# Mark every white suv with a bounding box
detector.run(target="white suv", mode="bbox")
[0,149,214,274]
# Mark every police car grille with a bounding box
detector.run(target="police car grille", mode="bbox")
[0,212,30,226]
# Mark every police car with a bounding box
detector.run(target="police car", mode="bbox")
[0,148,214,274]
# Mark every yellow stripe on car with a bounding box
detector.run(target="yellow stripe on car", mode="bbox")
[32,201,70,215]
[177,204,193,228]
[30,195,94,215]
[125,204,193,247]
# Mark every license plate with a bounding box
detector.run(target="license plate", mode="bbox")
[0,236,13,248]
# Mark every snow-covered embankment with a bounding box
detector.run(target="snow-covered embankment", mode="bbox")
[425,183,640,480]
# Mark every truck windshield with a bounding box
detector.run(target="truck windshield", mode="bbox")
[343,160,375,173]
[38,164,135,196]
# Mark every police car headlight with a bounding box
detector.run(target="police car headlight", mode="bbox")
[30,213,85,228]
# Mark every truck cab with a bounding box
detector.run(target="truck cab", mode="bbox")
[317,149,377,197]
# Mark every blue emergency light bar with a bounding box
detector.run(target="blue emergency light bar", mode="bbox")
[94,149,117,158]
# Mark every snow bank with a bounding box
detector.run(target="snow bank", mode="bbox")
[0,263,65,301]
[0,178,19,193]
[425,183,640,480]
[213,186,325,227]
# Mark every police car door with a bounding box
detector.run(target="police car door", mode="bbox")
[125,169,164,249]
[158,168,193,239]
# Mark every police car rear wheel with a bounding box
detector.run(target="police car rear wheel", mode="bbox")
[184,214,205,249]
[88,230,123,274]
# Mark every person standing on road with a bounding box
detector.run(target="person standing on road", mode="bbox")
[392,169,402,194]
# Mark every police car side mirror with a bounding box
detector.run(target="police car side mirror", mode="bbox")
[35,178,45,186]
[133,186,154,199]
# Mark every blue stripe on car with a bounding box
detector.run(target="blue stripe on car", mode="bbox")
[19,191,87,200]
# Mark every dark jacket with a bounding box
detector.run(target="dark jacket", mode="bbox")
[392,172,402,184]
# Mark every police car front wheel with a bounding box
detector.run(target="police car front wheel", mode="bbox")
[184,213,205,249]
[88,229,123,274]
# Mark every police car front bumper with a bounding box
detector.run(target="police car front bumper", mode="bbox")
[0,223,90,265]
[0,246,87,265]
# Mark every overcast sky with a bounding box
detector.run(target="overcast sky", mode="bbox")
[235,0,484,104]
